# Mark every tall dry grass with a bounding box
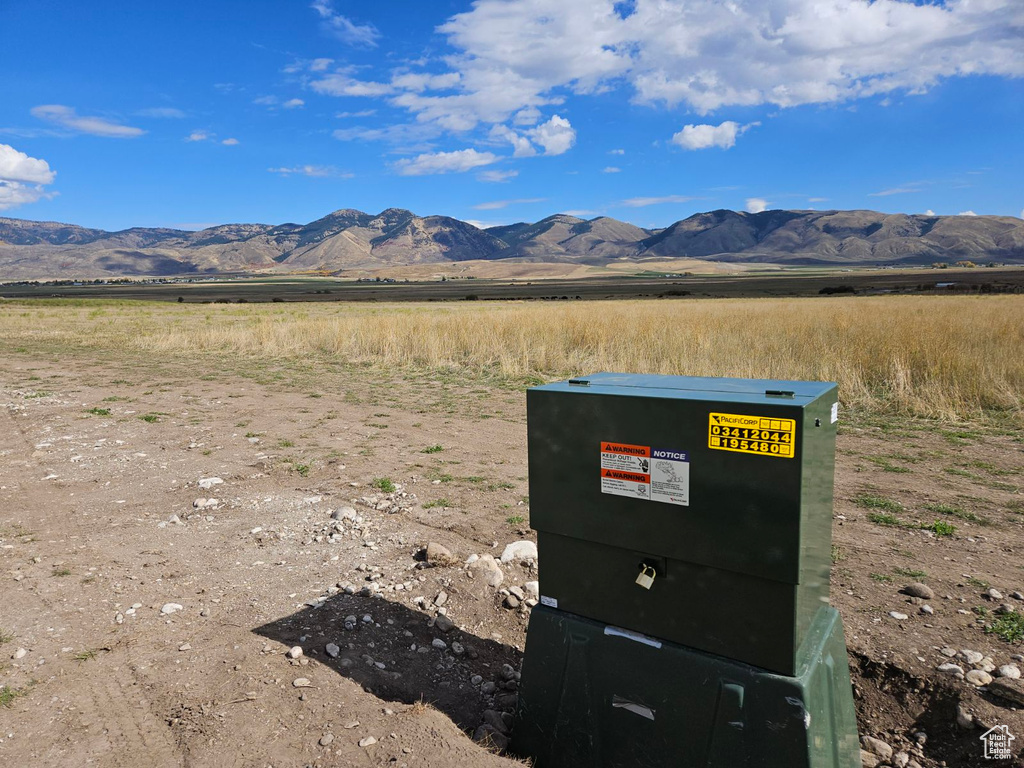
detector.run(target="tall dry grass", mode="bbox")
[1,295,1021,421]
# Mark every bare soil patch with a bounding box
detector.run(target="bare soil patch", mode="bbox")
[0,350,1022,767]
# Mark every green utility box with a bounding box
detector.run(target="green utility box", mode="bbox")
[514,374,860,768]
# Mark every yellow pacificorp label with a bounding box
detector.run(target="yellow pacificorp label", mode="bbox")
[708,412,796,458]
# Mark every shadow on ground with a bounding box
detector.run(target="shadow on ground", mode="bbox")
[254,591,523,732]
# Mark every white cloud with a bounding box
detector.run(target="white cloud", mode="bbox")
[869,186,920,197]
[283,98,305,109]
[221,138,239,146]
[958,210,977,216]
[671,121,757,150]
[621,195,698,207]
[310,74,394,97]
[473,197,547,210]
[478,169,518,183]
[30,104,144,138]
[253,96,278,106]
[924,209,936,216]
[489,125,537,157]
[0,143,57,211]
[269,165,353,178]
[137,107,186,118]
[185,130,213,142]
[513,107,542,126]
[526,115,576,155]
[603,166,621,173]
[746,197,770,213]
[336,109,377,118]
[429,0,1024,117]
[0,143,56,184]
[310,0,379,46]
[808,197,828,203]
[563,209,598,217]
[310,57,334,72]
[394,148,499,176]
[609,148,625,155]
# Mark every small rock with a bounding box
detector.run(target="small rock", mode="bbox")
[988,677,1024,706]
[960,649,984,665]
[859,750,879,768]
[473,724,509,750]
[481,681,497,695]
[888,611,909,620]
[325,643,340,659]
[425,542,456,566]
[434,590,448,607]
[13,647,27,660]
[471,675,483,686]
[451,641,465,655]
[892,751,910,768]
[985,587,1003,600]
[939,647,957,657]
[955,703,974,729]
[434,614,454,633]
[997,664,1021,679]
[160,603,183,615]
[505,595,521,609]
[995,603,1016,615]
[901,583,934,600]
[937,663,964,676]
[966,669,992,686]
[319,734,334,746]
[292,677,312,688]
[509,586,525,601]
[482,709,510,735]
[499,540,537,563]
[523,581,539,599]
[431,637,448,650]
[287,646,303,659]
[467,554,504,588]
[1011,591,1024,601]
[178,643,191,652]
[358,736,377,748]
[197,477,223,490]
[861,736,892,760]
[920,605,933,615]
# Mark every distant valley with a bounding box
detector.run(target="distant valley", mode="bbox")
[1,207,1022,280]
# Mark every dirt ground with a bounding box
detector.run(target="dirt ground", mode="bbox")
[1,352,1022,768]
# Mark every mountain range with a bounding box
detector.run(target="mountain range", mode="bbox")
[1,207,1022,279]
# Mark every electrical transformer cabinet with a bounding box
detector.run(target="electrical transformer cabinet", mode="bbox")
[514,373,860,768]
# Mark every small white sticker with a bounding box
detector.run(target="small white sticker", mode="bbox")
[540,595,558,608]
[830,402,839,424]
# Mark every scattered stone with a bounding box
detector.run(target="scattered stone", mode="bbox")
[451,641,465,655]
[939,647,957,657]
[325,643,340,659]
[12,647,27,660]
[997,664,1021,679]
[500,540,537,563]
[473,724,509,750]
[292,677,312,688]
[178,643,192,652]
[888,611,909,620]
[861,736,893,761]
[505,595,521,609]
[995,603,1016,615]
[1011,591,1024,601]
[287,646,303,659]
[425,542,456,566]
[893,751,910,768]
[431,638,447,650]
[481,681,497,695]
[860,750,879,768]
[524,581,539,599]
[901,583,934,600]
[508,586,525,601]
[920,605,933,615]
[319,734,334,747]
[358,736,377,748]
[467,554,504,588]
[937,663,964,677]
[331,506,358,521]
[167,515,183,526]
[966,669,992,686]
[471,675,483,686]
[193,498,217,509]
[988,678,1024,706]
[984,587,1003,601]
[434,614,454,633]
[161,603,183,615]
[955,703,974,729]
[197,477,223,490]
[482,710,510,735]
[434,590,448,607]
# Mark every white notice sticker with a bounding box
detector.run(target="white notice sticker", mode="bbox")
[830,402,839,424]
[600,442,689,506]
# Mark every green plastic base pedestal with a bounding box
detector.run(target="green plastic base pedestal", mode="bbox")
[513,604,860,768]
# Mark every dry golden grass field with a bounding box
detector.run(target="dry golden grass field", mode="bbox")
[2,294,1021,422]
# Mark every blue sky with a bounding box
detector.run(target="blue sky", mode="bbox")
[1,0,1022,231]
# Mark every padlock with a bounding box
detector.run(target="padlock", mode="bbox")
[635,565,656,590]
